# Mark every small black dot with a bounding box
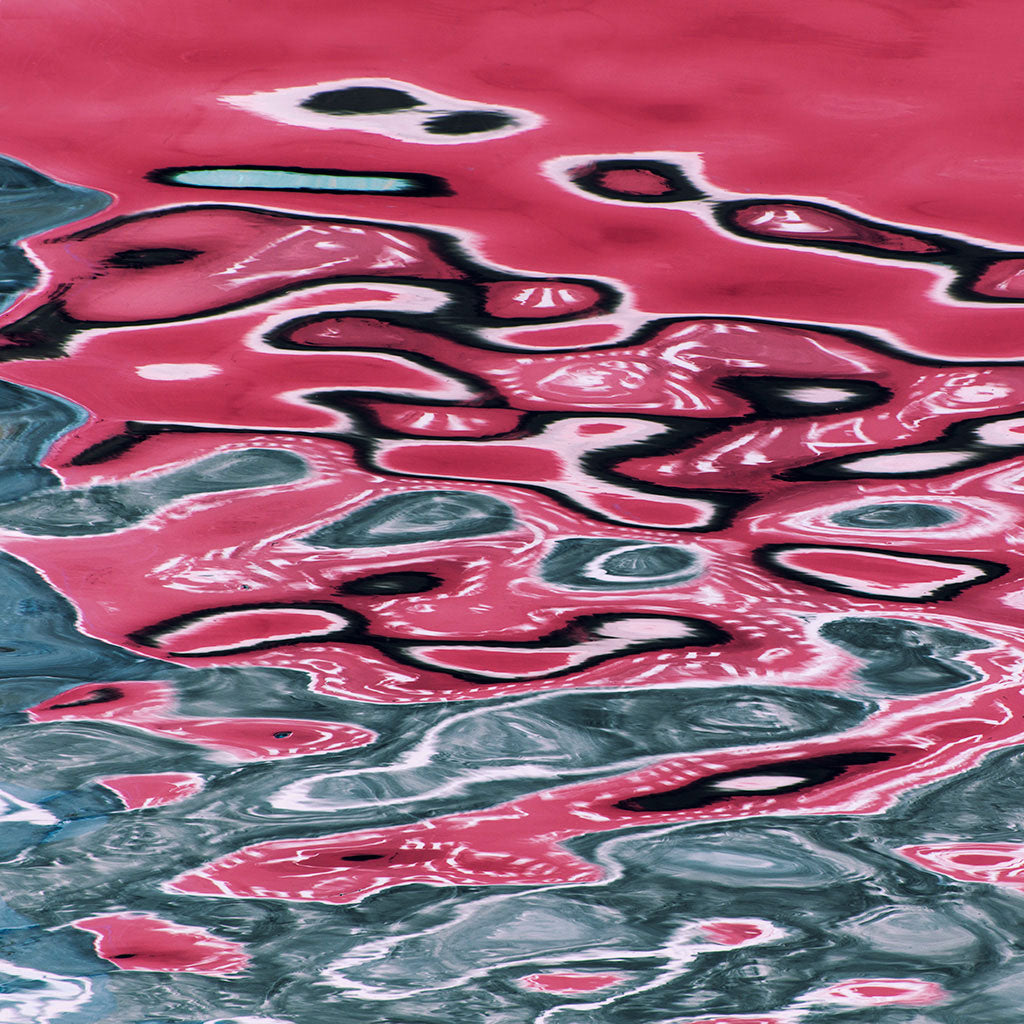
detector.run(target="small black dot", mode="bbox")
[423,110,515,135]
[338,571,442,596]
[105,248,202,269]
[301,86,424,115]
[273,730,293,739]
[341,853,384,861]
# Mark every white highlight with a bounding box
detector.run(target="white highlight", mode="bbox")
[594,617,695,641]
[785,385,858,404]
[136,363,222,381]
[709,774,807,792]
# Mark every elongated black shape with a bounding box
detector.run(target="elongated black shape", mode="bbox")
[615,751,893,812]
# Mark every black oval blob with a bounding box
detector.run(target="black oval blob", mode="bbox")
[570,158,707,203]
[272,731,293,739]
[340,853,385,861]
[301,86,423,115]
[423,110,515,135]
[717,376,892,419]
[105,248,202,269]
[305,491,517,548]
[754,542,1008,603]
[614,751,893,812]
[338,571,442,596]
[111,954,137,959]
[48,685,124,710]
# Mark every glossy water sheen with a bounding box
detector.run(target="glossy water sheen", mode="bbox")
[1,4,1024,1022]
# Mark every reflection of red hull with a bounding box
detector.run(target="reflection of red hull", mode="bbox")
[170,677,1024,905]
[73,913,248,975]
[1,4,1022,1016]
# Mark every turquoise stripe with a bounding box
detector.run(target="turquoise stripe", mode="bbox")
[169,168,416,192]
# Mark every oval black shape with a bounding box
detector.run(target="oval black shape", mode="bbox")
[338,571,443,596]
[423,110,515,135]
[105,247,202,269]
[614,751,893,812]
[48,685,125,710]
[301,86,424,115]
[754,542,1008,603]
[717,375,892,419]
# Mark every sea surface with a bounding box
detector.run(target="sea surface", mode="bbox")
[1,3,1024,1021]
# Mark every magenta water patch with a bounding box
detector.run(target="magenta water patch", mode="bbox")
[0,4,1022,1023]
[96,773,205,810]
[72,913,249,975]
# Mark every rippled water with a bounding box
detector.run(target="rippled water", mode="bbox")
[3,5,1024,1022]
